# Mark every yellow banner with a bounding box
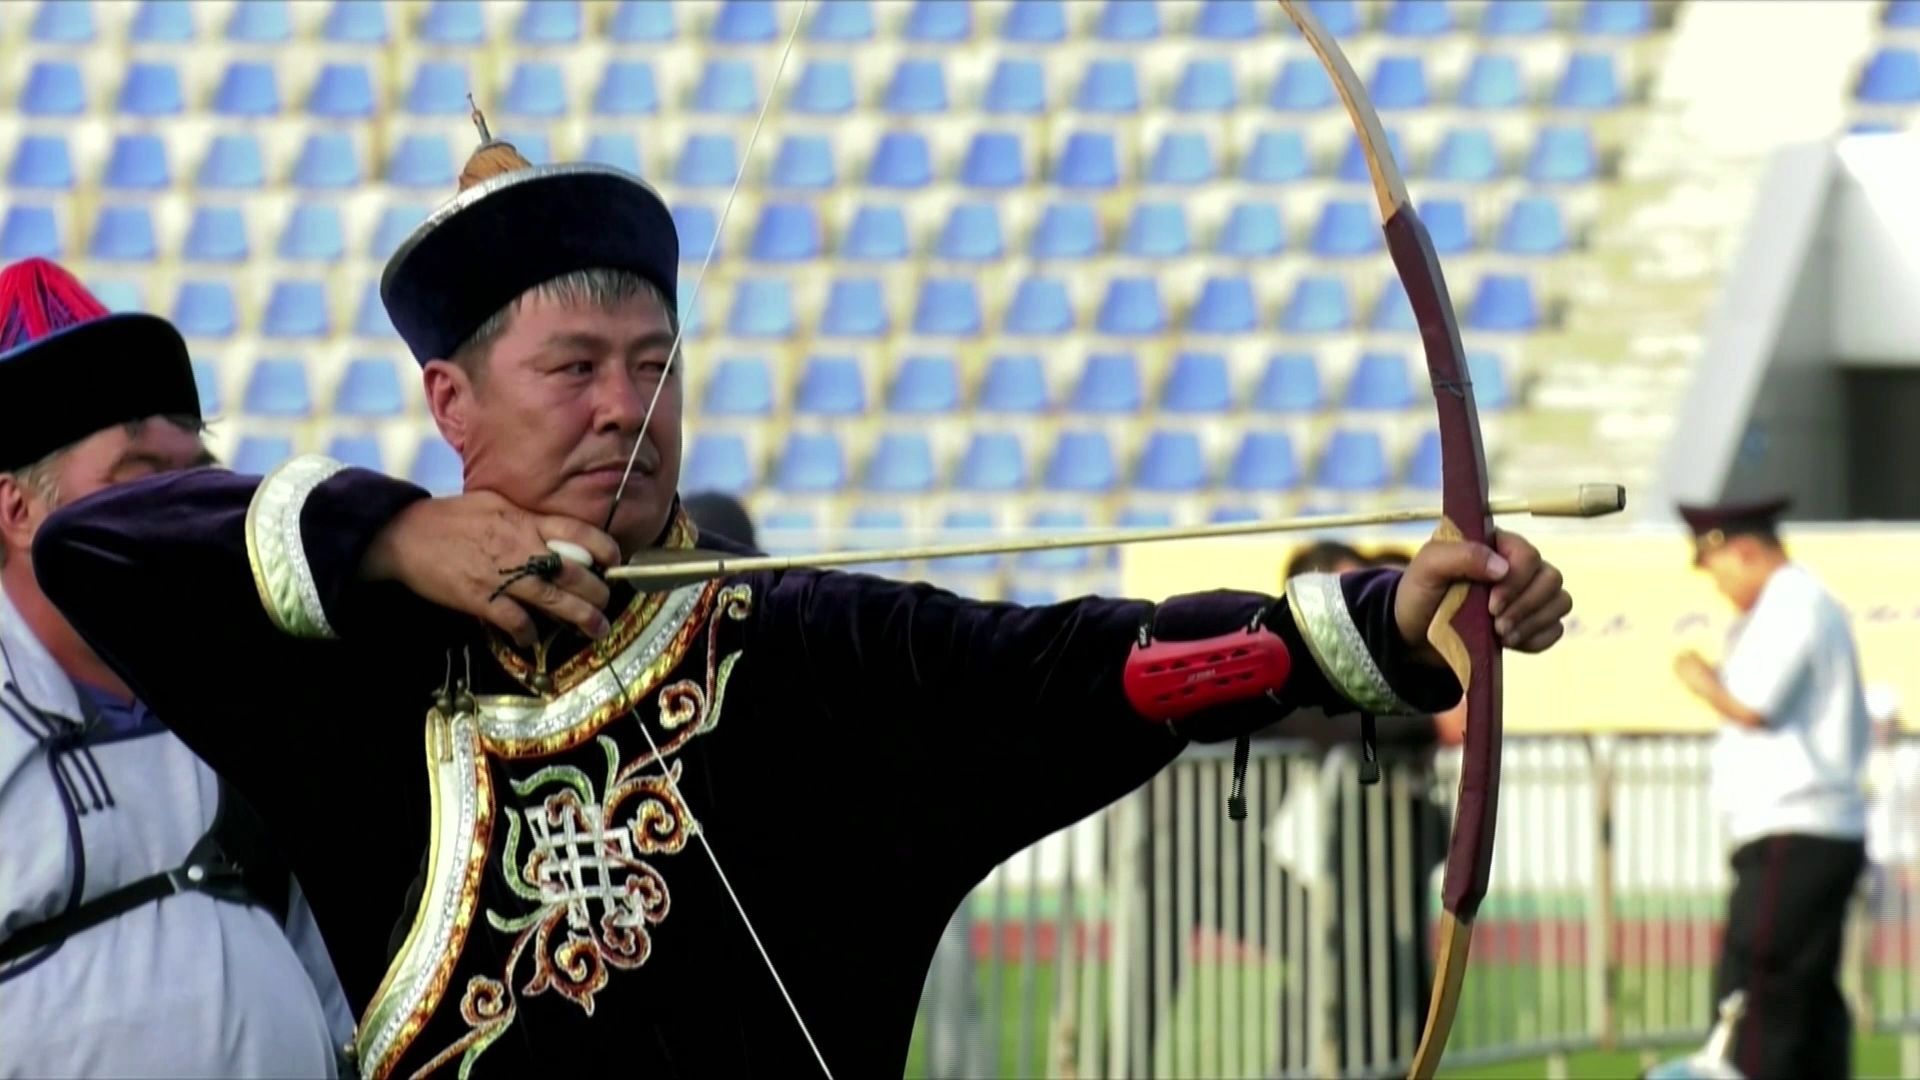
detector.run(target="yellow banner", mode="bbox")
[1120,527,1919,735]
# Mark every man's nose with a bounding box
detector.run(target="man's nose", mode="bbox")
[593,365,649,433]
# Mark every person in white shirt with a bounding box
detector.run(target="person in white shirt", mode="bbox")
[1671,496,1869,1080]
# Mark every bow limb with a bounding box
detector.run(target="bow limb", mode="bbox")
[1273,3,1501,1077]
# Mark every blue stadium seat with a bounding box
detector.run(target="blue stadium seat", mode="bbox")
[120,63,183,117]
[1228,432,1300,492]
[1860,48,1920,103]
[677,134,738,187]
[1136,431,1207,492]
[768,135,832,191]
[1371,279,1416,333]
[1175,59,1237,111]
[1123,202,1186,256]
[310,63,375,119]
[1371,56,1429,108]
[34,0,94,42]
[370,204,426,259]
[866,432,936,493]
[1851,120,1905,135]
[184,206,247,262]
[326,435,385,473]
[1004,277,1073,335]
[243,358,312,417]
[913,278,981,336]
[1421,198,1473,253]
[1469,274,1540,331]
[819,278,889,338]
[907,0,971,42]
[1007,0,1067,41]
[1189,276,1257,334]
[1195,0,1260,39]
[1243,129,1311,183]
[406,62,471,116]
[1147,131,1215,185]
[0,207,58,259]
[234,436,294,477]
[889,355,960,413]
[1209,505,1262,525]
[1406,430,1443,489]
[1312,199,1380,256]
[1340,129,1406,183]
[1270,57,1334,111]
[1579,0,1650,35]
[595,61,658,116]
[200,135,265,190]
[695,59,758,114]
[1255,352,1322,412]
[1031,202,1099,259]
[1482,0,1550,35]
[503,62,567,117]
[1097,278,1164,336]
[843,205,909,261]
[1431,126,1500,182]
[1499,196,1568,254]
[87,279,142,313]
[354,284,396,341]
[293,133,360,190]
[871,132,933,189]
[938,202,1003,261]
[1007,585,1060,607]
[1469,351,1513,409]
[278,204,344,262]
[985,58,1047,113]
[517,0,581,42]
[887,59,948,114]
[713,0,776,41]
[702,357,774,416]
[89,207,156,262]
[683,434,753,493]
[610,0,675,42]
[1018,508,1090,570]
[1281,276,1351,332]
[791,61,855,115]
[227,0,290,41]
[409,438,463,496]
[190,360,220,416]
[979,355,1048,413]
[1219,201,1286,257]
[1162,352,1231,413]
[961,132,1023,189]
[420,0,484,44]
[215,62,278,117]
[1058,132,1120,189]
[1045,431,1116,492]
[937,509,1000,574]
[388,134,454,188]
[1460,54,1524,108]
[1529,125,1598,182]
[322,0,387,42]
[750,203,820,262]
[132,1,194,42]
[1345,351,1414,410]
[583,133,643,175]
[1889,0,1920,28]
[335,357,405,417]
[795,356,866,415]
[727,278,795,338]
[1095,0,1157,38]
[9,136,72,190]
[105,135,169,191]
[22,62,85,117]
[1072,353,1142,413]
[1555,53,1622,109]
[263,280,330,338]
[808,0,869,40]
[1077,59,1140,113]
[776,432,846,493]
[1318,430,1389,491]
[956,433,1027,490]
[1384,0,1451,36]
[172,281,237,338]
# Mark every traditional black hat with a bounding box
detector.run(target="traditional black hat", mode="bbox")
[1676,496,1791,565]
[0,258,199,471]
[379,106,680,366]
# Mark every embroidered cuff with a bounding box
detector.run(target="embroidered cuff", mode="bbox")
[245,454,347,640]
[1283,571,1416,716]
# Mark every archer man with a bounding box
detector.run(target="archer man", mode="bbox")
[29,136,1574,1076]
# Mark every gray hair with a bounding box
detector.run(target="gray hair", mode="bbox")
[451,268,680,376]
[0,414,206,568]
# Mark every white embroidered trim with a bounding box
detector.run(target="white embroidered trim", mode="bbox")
[1284,571,1414,716]
[245,454,346,640]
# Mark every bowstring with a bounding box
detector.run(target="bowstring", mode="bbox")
[591,4,831,1075]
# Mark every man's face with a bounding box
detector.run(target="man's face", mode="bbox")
[1700,540,1765,611]
[0,418,213,570]
[425,290,683,555]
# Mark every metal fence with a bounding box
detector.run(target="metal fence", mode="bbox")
[909,734,1920,1078]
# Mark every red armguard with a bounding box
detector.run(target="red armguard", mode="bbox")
[1124,624,1292,722]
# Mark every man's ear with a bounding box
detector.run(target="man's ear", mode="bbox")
[0,474,37,565]
[421,359,472,452]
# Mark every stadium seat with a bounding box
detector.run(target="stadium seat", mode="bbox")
[791,61,855,115]
[1228,432,1301,492]
[702,357,774,416]
[1889,0,1920,28]
[886,59,948,115]
[335,357,406,417]
[1555,53,1622,109]
[1096,278,1165,335]
[795,356,867,416]
[184,206,248,262]
[1096,0,1157,39]
[326,435,385,474]
[866,432,936,493]
[937,509,1000,574]
[172,281,237,338]
[1468,350,1513,410]
[1254,352,1323,412]
[889,356,960,413]
[594,61,658,116]
[677,134,738,188]
[191,360,220,416]
[33,1,93,42]
[1147,131,1215,185]
[1406,430,1443,489]
[1057,131,1120,189]
[978,355,1049,413]
[1270,57,1334,111]
[727,278,795,339]
[292,133,360,190]
[1210,506,1261,524]
[263,280,330,338]
[353,284,395,339]
[1384,0,1451,36]
[1460,54,1525,108]
[1421,198,1473,254]
[1123,202,1188,257]
[227,0,290,41]
[278,204,344,263]
[1482,0,1550,35]
[1529,125,1598,182]
[913,279,981,336]
[1045,432,1117,492]
[88,279,142,314]
[776,433,847,493]
[1243,129,1312,184]
[9,136,72,190]
[808,0,869,40]
[1162,351,1231,412]
[322,0,387,42]
[1006,275,1073,337]
[310,64,376,120]
[1579,0,1650,35]
[673,207,720,266]
[89,207,156,262]
[243,359,312,418]
[234,436,294,477]
[104,134,169,191]
[22,62,85,117]
[1007,0,1067,42]
[200,135,265,190]
[1370,56,1430,109]
[694,60,758,115]
[848,508,909,574]
[938,203,1004,261]
[713,0,776,42]
[683,434,753,493]
[1007,585,1059,606]
[984,59,1048,113]
[1340,129,1406,183]
[871,132,934,189]
[583,133,643,175]
[767,135,832,190]
[0,207,59,259]
[962,132,1024,189]
[1432,126,1500,182]
[843,205,910,261]
[388,134,455,189]
[1136,431,1207,492]
[419,0,484,44]
[1345,351,1415,410]
[1174,59,1237,111]
[409,438,463,496]
[517,0,581,43]
[750,202,821,262]
[1030,202,1099,258]
[1195,0,1260,39]
[406,62,471,116]
[1313,199,1381,256]
[1281,276,1352,333]
[1189,275,1257,334]
[1317,429,1390,491]
[370,204,427,259]
[131,0,193,42]
[819,278,889,338]
[1219,201,1286,257]
[1469,274,1541,331]
[1499,196,1569,254]
[215,62,278,117]
[503,63,567,117]
[906,0,970,41]
[1071,353,1142,413]
[609,0,675,42]
[1860,48,1920,103]
[955,433,1027,490]
[1371,279,1417,333]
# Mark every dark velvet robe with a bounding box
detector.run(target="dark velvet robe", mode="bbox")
[33,464,1457,1078]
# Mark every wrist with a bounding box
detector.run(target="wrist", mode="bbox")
[358,501,422,583]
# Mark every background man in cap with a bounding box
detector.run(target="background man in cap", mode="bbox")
[0,258,354,1075]
[1672,496,1870,1080]
[28,134,1577,1077]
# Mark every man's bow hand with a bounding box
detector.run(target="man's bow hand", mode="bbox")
[359,491,624,647]
[1394,530,1571,666]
